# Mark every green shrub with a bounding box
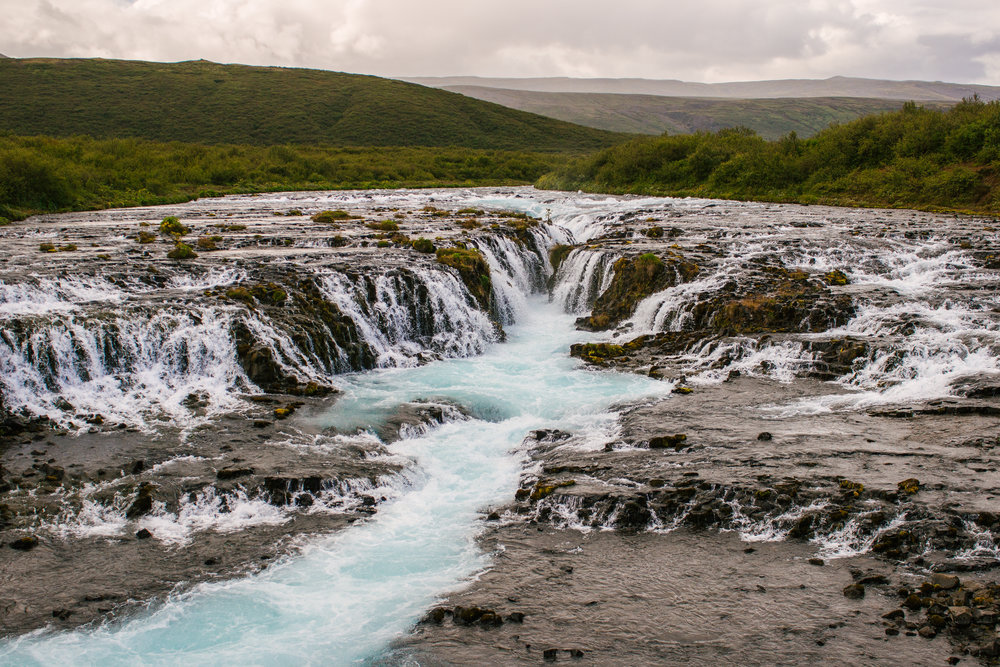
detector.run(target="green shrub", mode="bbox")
[136,230,157,243]
[159,216,190,236]
[411,237,436,253]
[368,220,399,232]
[167,242,197,259]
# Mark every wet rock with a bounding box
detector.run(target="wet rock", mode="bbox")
[506,612,525,623]
[10,535,38,551]
[931,574,960,590]
[647,434,687,450]
[543,648,559,661]
[882,609,905,621]
[135,528,153,540]
[216,467,254,480]
[479,611,502,628]
[51,609,72,620]
[897,478,921,495]
[949,606,973,627]
[453,606,486,626]
[808,558,825,566]
[422,607,448,624]
[756,432,773,441]
[843,583,865,599]
[615,500,652,531]
[918,625,937,639]
[125,484,156,519]
[295,493,314,508]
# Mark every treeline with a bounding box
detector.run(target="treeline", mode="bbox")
[537,98,1000,214]
[0,134,569,221]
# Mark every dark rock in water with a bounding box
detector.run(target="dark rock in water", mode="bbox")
[808,558,825,566]
[125,492,154,519]
[422,607,448,624]
[453,606,486,626]
[568,649,585,659]
[917,625,937,639]
[543,648,559,661]
[882,609,905,621]
[10,535,38,551]
[949,606,973,627]
[479,611,502,628]
[506,612,525,623]
[295,493,314,507]
[130,459,146,474]
[756,432,773,441]
[615,500,652,531]
[514,488,530,501]
[486,511,500,521]
[787,514,814,539]
[51,609,72,620]
[252,420,272,429]
[904,594,924,610]
[897,478,920,495]
[648,433,687,450]
[136,528,153,540]
[217,467,254,480]
[843,583,865,599]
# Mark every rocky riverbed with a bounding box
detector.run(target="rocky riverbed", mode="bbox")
[1,188,999,664]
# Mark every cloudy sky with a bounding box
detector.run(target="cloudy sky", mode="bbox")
[2,0,999,83]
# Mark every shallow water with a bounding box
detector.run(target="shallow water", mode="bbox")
[0,299,668,665]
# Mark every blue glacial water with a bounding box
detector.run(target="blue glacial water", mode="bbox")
[0,298,669,666]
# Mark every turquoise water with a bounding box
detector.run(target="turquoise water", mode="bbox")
[0,298,669,665]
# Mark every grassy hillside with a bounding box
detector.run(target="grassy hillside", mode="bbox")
[0,58,627,151]
[0,134,569,222]
[537,99,1000,215]
[443,87,949,139]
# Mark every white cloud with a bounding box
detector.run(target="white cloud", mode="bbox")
[0,0,998,83]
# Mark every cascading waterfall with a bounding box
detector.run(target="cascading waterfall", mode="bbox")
[551,248,619,314]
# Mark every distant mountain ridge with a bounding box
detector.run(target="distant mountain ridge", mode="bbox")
[0,58,626,150]
[402,75,1000,102]
[439,86,951,139]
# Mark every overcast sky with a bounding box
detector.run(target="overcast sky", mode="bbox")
[2,0,999,83]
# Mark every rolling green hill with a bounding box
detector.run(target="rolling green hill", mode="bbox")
[440,86,952,139]
[0,58,627,151]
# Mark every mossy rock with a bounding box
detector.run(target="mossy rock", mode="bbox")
[312,210,358,223]
[569,342,625,364]
[159,216,190,236]
[38,242,56,252]
[549,244,574,272]
[824,269,850,286]
[529,479,576,501]
[368,220,399,232]
[136,230,157,244]
[581,252,699,329]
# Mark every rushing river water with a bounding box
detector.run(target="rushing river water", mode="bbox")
[1,188,999,664]
[0,299,667,664]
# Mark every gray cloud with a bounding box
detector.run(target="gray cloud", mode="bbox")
[1,0,998,83]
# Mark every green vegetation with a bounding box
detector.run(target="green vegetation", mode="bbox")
[368,220,399,232]
[538,99,1000,214]
[411,238,436,253]
[435,247,492,310]
[159,215,189,236]
[0,134,571,221]
[166,242,197,259]
[312,210,359,223]
[0,58,626,150]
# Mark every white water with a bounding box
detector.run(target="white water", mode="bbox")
[0,298,668,665]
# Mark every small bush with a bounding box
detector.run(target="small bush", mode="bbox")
[38,242,56,252]
[459,219,481,229]
[286,209,303,216]
[167,242,197,259]
[159,216,190,236]
[643,226,664,238]
[58,244,77,252]
[196,236,220,250]
[376,240,390,248]
[411,237,436,253]
[136,230,156,243]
